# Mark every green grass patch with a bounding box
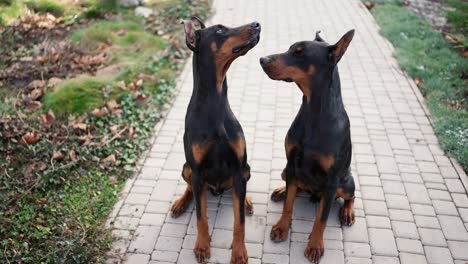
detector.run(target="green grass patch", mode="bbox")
[25,0,65,17]
[0,0,24,25]
[369,3,468,168]
[43,76,121,117]
[72,20,166,64]
[445,0,468,33]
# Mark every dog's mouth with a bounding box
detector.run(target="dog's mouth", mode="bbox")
[282,78,293,82]
[232,34,260,54]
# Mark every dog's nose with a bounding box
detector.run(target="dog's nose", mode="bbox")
[251,22,261,30]
[260,57,269,67]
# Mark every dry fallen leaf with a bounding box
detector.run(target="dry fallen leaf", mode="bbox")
[101,154,116,164]
[73,123,88,130]
[134,92,152,106]
[109,125,120,135]
[21,132,41,145]
[127,126,135,139]
[364,2,375,9]
[117,81,126,90]
[29,88,45,100]
[26,101,42,112]
[52,151,64,161]
[415,78,422,87]
[69,150,77,161]
[91,107,109,118]
[28,80,45,89]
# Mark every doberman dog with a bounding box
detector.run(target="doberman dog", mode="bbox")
[260,30,356,263]
[170,17,261,264]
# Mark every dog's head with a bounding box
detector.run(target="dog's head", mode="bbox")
[183,16,261,64]
[260,30,354,101]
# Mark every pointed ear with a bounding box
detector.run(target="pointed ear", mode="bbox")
[329,29,355,64]
[315,30,324,42]
[182,20,197,52]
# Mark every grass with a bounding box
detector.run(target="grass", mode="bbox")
[444,0,468,32]
[366,1,468,168]
[43,76,121,116]
[72,20,167,64]
[25,0,65,17]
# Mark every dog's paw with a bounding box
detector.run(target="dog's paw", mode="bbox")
[194,239,211,263]
[245,196,254,215]
[340,204,355,226]
[271,186,286,202]
[304,238,324,263]
[230,243,248,264]
[270,222,289,242]
[171,197,190,218]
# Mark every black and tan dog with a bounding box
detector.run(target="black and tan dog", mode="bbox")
[170,17,261,264]
[260,30,356,263]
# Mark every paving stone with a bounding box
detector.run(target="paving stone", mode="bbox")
[262,253,289,264]
[211,229,232,249]
[372,256,400,264]
[419,228,447,247]
[445,179,466,193]
[346,257,372,264]
[396,238,424,254]
[399,253,427,264]
[433,200,459,216]
[385,194,411,210]
[139,213,166,226]
[151,250,179,262]
[382,180,406,195]
[177,248,197,264]
[361,186,385,200]
[404,183,431,205]
[160,223,187,238]
[447,241,468,260]
[128,226,160,254]
[125,253,150,264]
[344,242,371,258]
[392,221,419,239]
[246,243,262,259]
[425,246,454,264]
[428,189,451,201]
[290,242,344,264]
[438,215,468,241]
[376,156,399,174]
[411,204,436,216]
[363,200,389,216]
[150,180,178,201]
[366,216,391,229]
[368,228,398,256]
[414,216,440,229]
[263,226,290,254]
[389,209,414,222]
[154,236,183,252]
[126,193,151,205]
[343,217,369,243]
[452,193,468,208]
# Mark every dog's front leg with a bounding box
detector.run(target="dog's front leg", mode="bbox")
[304,178,338,263]
[271,180,297,242]
[192,170,210,263]
[231,173,248,264]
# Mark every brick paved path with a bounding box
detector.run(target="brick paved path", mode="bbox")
[106,0,468,263]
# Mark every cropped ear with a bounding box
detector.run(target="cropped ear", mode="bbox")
[315,30,325,42]
[191,16,206,29]
[182,20,197,52]
[328,29,355,64]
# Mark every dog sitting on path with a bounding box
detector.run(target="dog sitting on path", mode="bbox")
[170,16,261,264]
[260,30,356,263]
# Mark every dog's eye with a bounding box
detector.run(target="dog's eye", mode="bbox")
[294,47,303,56]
